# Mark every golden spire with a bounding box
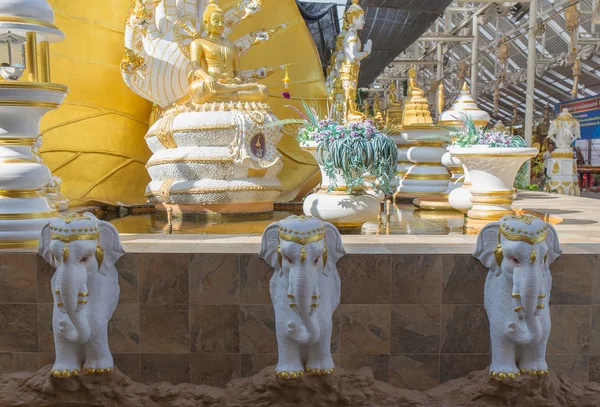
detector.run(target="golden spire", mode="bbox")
[461,81,469,92]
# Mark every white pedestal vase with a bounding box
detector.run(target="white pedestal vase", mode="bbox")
[301,141,380,230]
[546,150,580,196]
[441,151,464,194]
[449,146,538,230]
[396,129,451,196]
[448,164,473,213]
[389,133,413,188]
[0,82,68,247]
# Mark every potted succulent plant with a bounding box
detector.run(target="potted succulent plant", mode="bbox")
[276,102,397,229]
[447,114,538,224]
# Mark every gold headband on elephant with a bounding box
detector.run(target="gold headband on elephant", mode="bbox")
[49,214,104,267]
[276,219,327,267]
[494,217,549,266]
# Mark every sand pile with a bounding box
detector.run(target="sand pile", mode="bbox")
[1,365,599,407]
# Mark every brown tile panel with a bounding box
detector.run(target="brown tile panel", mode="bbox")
[547,354,589,382]
[240,353,278,377]
[0,254,37,303]
[440,354,489,383]
[339,353,390,382]
[39,352,54,368]
[139,254,189,304]
[590,355,600,382]
[590,305,600,355]
[391,305,441,354]
[36,254,54,303]
[240,254,273,305]
[548,305,591,355]
[0,304,38,352]
[0,352,39,374]
[191,353,240,387]
[190,305,239,353]
[239,305,277,354]
[339,254,392,304]
[113,353,141,382]
[140,304,189,353]
[189,254,239,304]
[108,303,140,354]
[442,255,486,304]
[339,305,391,354]
[37,304,54,353]
[440,305,489,354]
[392,255,442,304]
[389,354,440,390]
[116,254,139,303]
[140,353,190,385]
[549,255,594,305]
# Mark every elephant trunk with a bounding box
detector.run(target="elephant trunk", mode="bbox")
[507,265,543,346]
[58,264,91,344]
[287,267,320,346]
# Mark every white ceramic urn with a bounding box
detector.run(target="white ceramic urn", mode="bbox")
[301,141,380,229]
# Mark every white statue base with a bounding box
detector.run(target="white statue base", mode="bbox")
[546,151,579,196]
[396,129,451,197]
[0,82,67,247]
[389,133,413,188]
[145,103,283,214]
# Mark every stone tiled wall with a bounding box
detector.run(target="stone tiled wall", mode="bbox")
[0,252,598,389]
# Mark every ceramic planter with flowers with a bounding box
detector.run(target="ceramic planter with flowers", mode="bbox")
[448,115,538,227]
[277,102,397,229]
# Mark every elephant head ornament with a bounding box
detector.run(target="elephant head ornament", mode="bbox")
[474,214,561,380]
[38,212,125,379]
[260,215,345,380]
[548,108,581,150]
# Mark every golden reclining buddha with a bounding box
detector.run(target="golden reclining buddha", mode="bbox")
[189,0,268,104]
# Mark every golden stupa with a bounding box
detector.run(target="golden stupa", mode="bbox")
[40,0,324,206]
[400,66,434,128]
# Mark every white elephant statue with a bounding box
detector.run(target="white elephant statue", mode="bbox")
[259,215,345,380]
[474,214,562,380]
[38,212,125,379]
[548,108,581,151]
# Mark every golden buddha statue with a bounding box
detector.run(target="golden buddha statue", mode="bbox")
[362,99,373,120]
[189,0,268,104]
[400,66,433,128]
[340,0,372,122]
[386,81,403,127]
[373,93,385,129]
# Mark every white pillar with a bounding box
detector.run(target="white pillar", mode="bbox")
[470,14,479,100]
[524,0,538,148]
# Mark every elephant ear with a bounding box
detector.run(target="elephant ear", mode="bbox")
[323,222,345,276]
[545,223,562,265]
[259,222,281,272]
[85,212,125,274]
[37,222,56,268]
[473,221,501,276]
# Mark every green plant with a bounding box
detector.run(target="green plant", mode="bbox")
[451,113,526,147]
[270,102,398,194]
[316,120,398,194]
[526,184,540,191]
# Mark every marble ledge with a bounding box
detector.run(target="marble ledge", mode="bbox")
[2,235,599,255]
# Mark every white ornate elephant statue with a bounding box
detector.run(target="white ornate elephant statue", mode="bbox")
[38,213,125,379]
[474,214,562,380]
[260,215,345,380]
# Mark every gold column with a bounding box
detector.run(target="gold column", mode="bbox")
[25,32,38,82]
[39,41,50,82]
